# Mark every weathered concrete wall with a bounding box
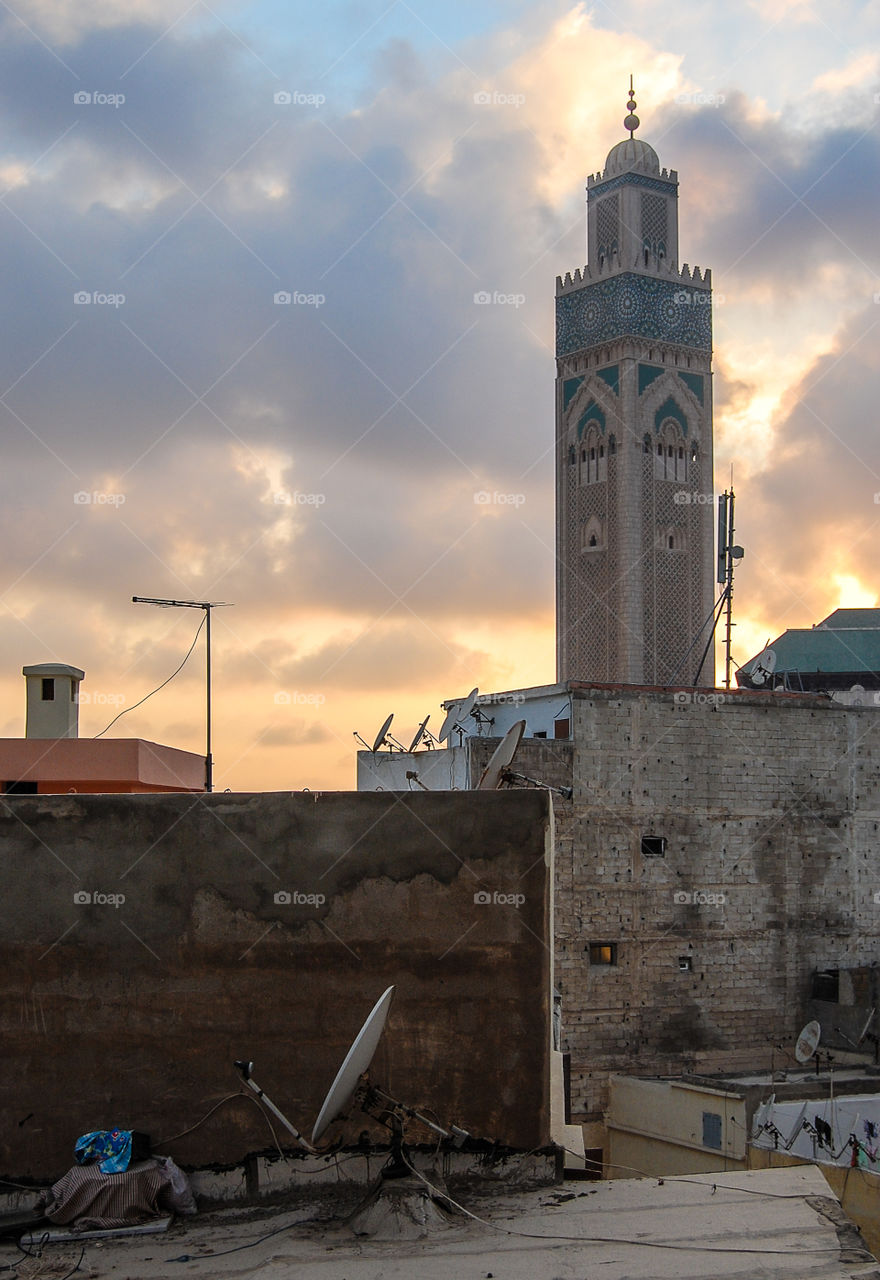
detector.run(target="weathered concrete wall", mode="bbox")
[471,689,880,1128]
[0,790,552,1179]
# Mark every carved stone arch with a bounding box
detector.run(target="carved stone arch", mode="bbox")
[656,523,687,552]
[564,373,619,446]
[581,513,604,552]
[638,367,704,443]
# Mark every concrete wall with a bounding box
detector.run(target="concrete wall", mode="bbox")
[466,687,880,1137]
[0,790,552,1179]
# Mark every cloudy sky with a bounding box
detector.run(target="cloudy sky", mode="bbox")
[0,0,877,789]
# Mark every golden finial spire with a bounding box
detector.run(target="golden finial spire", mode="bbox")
[624,74,640,137]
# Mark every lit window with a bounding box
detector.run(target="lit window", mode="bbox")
[589,942,617,966]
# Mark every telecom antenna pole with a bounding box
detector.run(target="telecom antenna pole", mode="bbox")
[132,596,231,792]
[716,491,744,690]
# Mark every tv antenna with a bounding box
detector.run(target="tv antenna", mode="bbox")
[476,720,526,790]
[234,1060,317,1153]
[749,646,777,688]
[312,986,396,1144]
[795,1020,821,1064]
[407,716,439,753]
[132,596,232,793]
[354,715,406,753]
[438,688,479,746]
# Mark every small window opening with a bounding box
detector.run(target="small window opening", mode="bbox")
[668,535,675,549]
[702,1112,723,1150]
[533,730,547,739]
[589,534,597,547]
[41,678,55,702]
[589,942,617,966]
[641,835,666,857]
[679,956,693,972]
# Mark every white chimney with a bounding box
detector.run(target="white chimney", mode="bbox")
[22,663,85,738]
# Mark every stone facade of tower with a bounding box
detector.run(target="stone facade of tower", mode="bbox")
[556,133,715,686]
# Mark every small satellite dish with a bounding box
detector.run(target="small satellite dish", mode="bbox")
[795,1020,821,1063]
[408,716,431,753]
[477,719,526,791]
[438,688,478,743]
[750,647,777,687]
[372,714,394,753]
[312,986,395,1144]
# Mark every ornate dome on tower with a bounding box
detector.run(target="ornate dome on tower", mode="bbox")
[603,136,661,176]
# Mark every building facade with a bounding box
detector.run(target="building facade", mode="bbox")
[556,105,715,685]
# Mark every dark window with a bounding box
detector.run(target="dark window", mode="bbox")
[568,445,575,465]
[811,969,839,1002]
[589,942,617,966]
[4,780,38,794]
[641,836,666,857]
[588,534,597,547]
[554,718,570,740]
[533,730,547,739]
[609,436,616,455]
[668,535,674,549]
[679,956,693,972]
[702,1112,722,1150]
[41,678,55,701]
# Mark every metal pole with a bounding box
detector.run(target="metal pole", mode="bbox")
[131,596,229,793]
[724,490,735,690]
[205,604,213,793]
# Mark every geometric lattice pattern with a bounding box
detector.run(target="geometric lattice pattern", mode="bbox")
[557,273,712,357]
[641,193,667,255]
[596,196,619,260]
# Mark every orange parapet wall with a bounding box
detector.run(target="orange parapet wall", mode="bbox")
[0,737,206,793]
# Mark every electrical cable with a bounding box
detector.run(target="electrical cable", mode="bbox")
[94,614,207,738]
[398,1150,842,1254]
[167,1213,322,1264]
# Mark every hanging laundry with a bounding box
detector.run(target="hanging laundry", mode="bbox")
[814,1117,833,1149]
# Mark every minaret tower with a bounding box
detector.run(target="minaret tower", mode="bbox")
[555,82,714,686]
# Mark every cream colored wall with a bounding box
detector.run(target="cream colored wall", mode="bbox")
[606,1074,747,1178]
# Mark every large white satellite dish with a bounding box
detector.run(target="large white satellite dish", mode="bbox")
[477,720,526,791]
[312,986,395,1144]
[795,1020,821,1063]
[372,714,394,754]
[438,688,478,744]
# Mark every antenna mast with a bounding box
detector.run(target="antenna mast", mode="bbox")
[716,491,744,689]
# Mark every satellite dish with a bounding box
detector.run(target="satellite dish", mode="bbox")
[438,688,478,743]
[795,1020,821,1063]
[408,716,430,753]
[750,647,777,687]
[312,986,395,1144]
[456,687,479,727]
[372,714,394,753]
[477,720,526,791]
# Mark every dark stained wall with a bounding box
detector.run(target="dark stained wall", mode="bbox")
[0,790,552,1178]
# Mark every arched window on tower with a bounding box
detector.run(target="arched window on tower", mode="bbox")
[655,420,687,481]
[581,424,604,483]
